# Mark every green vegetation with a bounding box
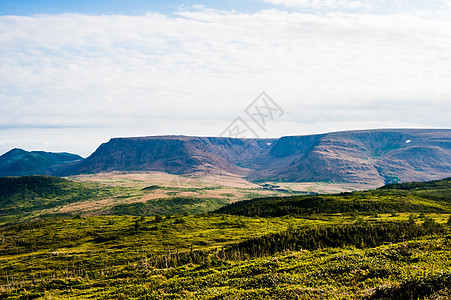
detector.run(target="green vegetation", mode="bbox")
[372,271,451,299]
[0,176,254,226]
[1,213,450,299]
[111,197,229,216]
[215,178,451,217]
[382,177,451,202]
[142,185,220,192]
[220,217,446,259]
[0,176,124,224]
[1,176,451,299]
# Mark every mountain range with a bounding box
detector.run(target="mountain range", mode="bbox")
[1,129,450,185]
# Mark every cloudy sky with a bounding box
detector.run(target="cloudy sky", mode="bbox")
[1,0,450,156]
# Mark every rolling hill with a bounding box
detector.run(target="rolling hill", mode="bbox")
[0,175,120,224]
[214,177,451,217]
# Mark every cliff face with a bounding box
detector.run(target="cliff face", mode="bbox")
[68,136,275,176]
[8,129,450,184]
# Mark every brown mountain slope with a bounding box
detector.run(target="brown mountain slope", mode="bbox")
[250,129,451,184]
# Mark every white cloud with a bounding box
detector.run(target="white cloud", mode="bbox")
[261,0,451,15]
[0,7,450,155]
[262,0,372,9]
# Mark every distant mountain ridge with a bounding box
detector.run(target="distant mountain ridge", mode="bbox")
[0,148,82,177]
[1,129,450,184]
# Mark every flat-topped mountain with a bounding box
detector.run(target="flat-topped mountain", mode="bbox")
[2,129,450,184]
[66,136,276,176]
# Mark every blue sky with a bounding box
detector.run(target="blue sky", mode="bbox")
[2,0,450,16]
[1,1,450,156]
[0,0,272,15]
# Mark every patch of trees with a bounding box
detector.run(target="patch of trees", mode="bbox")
[381,177,450,191]
[110,197,228,216]
[215,195,447,217]
[0,176,68,202]
[217,218,447,261]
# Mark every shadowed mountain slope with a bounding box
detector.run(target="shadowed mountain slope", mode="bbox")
[0,149,82,177]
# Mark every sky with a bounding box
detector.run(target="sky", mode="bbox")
[1,0,450,157]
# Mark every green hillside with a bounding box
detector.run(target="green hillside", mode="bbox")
[0,176,123,225]
[0,177,450,299]
[215,178,451,217]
